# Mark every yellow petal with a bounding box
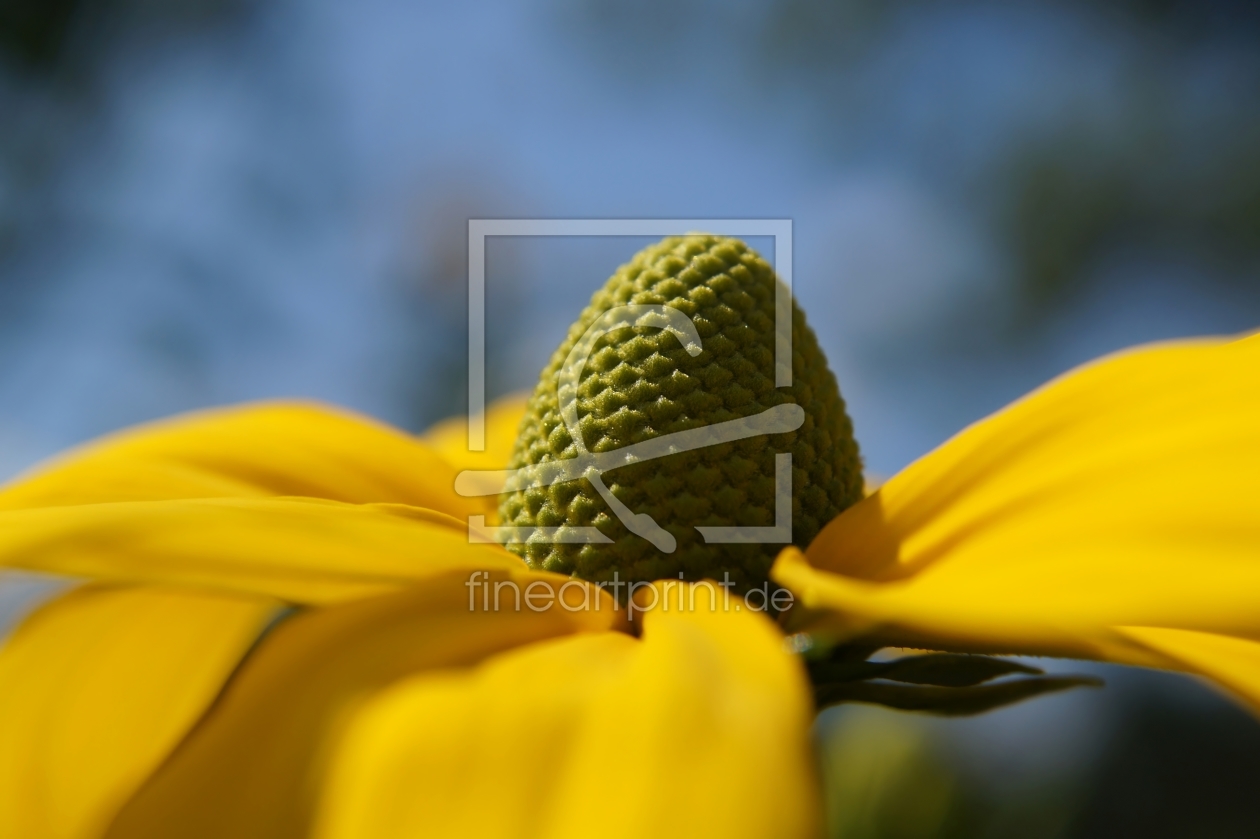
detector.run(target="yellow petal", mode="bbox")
[314,582,821,839]
[1115,626,1260,713]
[421,392,528,473]
[0,497,522,604]
[775,334,1260,671]
[2,402,480,520]
[105,569,625,839]
[0,585,275,839]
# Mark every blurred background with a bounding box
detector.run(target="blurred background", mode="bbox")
[1,0,1259,835]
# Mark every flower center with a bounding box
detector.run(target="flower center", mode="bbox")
[498,235,862,592]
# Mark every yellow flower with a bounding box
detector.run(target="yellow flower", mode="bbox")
[0,241,1257,838]
[775,330,1260,705]
[0,399,819,839]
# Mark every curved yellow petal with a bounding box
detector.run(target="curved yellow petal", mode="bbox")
[422,392,528,473]
[776,334,1260,671]
[314,583,821,839]
[1,402,480,520]
[0,585,275,839]
[105,570,625,839]
[0,497,522,604]
[1116,627,1260,713]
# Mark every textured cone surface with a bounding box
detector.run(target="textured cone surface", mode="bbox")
[499,235,863,591]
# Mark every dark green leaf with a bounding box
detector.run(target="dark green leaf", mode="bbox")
[869,653,1044,687]
[814,674,1104,717]
[808,652,1043,688]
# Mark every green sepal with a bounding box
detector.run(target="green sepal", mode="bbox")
[813,673,1103,717]
[808,652,1044,688]
[805,648,1103,716]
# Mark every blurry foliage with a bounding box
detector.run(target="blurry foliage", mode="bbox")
[818,708,1082,839]
[0,0,513,432]
[0,0,257,334]
[0,0,253,72]
[1002,119,1260,320]
[0,0,81,68]
[758,0,915,71]
[1100,0,1260,31]
[821,674,1260,839]
[1066,677,1260,838]
[565,0,1260,333]
[819,711,966,839]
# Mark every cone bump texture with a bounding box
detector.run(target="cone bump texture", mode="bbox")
[498,235,863,591]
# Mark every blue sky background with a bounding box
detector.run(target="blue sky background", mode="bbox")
[2,0,1256,475]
